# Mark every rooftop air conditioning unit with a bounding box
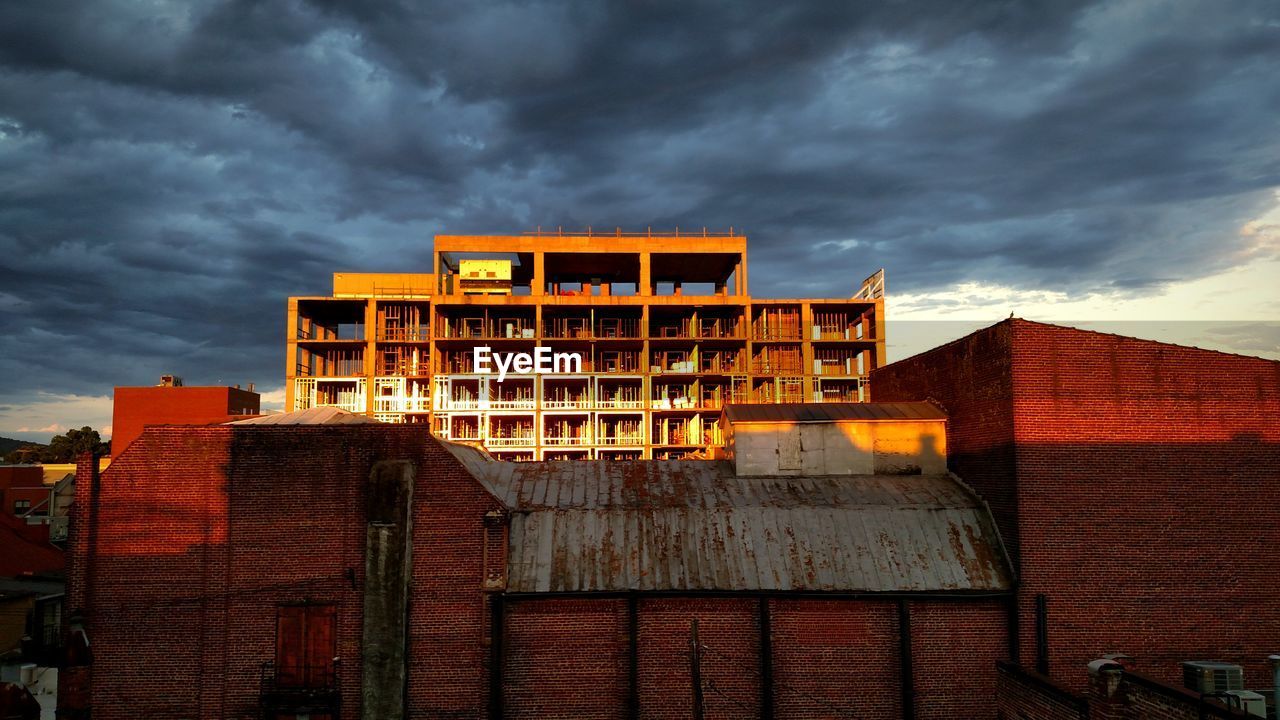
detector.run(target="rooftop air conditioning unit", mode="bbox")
[1182,661,1244,693]
[1222,690,1266,717]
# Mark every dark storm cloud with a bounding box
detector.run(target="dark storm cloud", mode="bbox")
[1,0,1279,412]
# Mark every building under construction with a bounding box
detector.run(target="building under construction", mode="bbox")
[285,230,885,460]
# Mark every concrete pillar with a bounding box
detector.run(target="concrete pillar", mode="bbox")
[285,298,299,411]
[801,302,815,401]
[362,460,416,720]
[872,297,887,369]
[639,252,651,296]
[532,252,545,296]
[364,300,377,414]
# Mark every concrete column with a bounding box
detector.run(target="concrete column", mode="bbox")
[801,302,815,401]
[362,460,416,720]
[872,286,887,368]
[532,252,546,296]
[639,252,651,296]
[364,300,378,415]
[285,298,299,411]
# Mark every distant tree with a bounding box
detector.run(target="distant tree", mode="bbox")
[38,427,110,463]
[3,444,45,464]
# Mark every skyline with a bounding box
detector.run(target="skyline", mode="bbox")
[2,0,1278,441]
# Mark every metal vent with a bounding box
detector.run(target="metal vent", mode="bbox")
[1182,661,1244,693]
[1222,690,1266,717]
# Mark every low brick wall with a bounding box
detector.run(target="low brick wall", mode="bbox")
[995,661,1088,720]
[995,660,1260,720]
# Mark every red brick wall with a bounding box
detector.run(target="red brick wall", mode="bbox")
[994,662,1088,720]
[0,465,49,523]
[874,319,1280,692]
[0,465,55,551]
[770,598,900,718]
[498,596,1004,719]
[503,598,627,718]
[638,598,761,719]
[910,600,1008,718]
[110,385,260,455]
[404,433,510,718]
[63,424,502,719]
[1008,321,1280,689]
[872,323,1022,562]
[62,417,1028,719]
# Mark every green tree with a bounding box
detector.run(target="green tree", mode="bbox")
[38,427,110,463]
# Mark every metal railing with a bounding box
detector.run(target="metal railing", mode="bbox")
[526,225,739,238]
[260,660,341,713]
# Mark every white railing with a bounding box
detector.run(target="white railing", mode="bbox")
[321,398,365,413]
[437,398,481,410]
[543,434,591,446]
[597,399,645,409]
[293,378,316,411]
[597,434,644,446]
[542,399,591,410]
[487,435,536,447]
[489,398,536,410]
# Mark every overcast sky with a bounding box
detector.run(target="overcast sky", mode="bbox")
[2,0,1278,441]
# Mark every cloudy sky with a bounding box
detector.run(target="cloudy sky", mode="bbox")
[2,0,1278,441]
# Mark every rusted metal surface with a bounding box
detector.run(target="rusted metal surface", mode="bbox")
[453,452,1011,594]
[722,402,945,424]
[229,407,383,425]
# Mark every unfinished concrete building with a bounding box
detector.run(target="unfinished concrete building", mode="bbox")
[285,230,886,460]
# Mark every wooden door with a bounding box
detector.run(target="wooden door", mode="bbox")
[275,605,336,689]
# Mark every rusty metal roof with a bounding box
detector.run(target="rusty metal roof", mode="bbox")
[456,456,1010,594]
[722,402,946,424]
[227,407,383,425]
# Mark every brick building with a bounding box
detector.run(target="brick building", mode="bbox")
[59,318,1280,719]
[60,403,1018,719]
[871,319,1280,695]
[110,376,260,455]
[0,465,51,528]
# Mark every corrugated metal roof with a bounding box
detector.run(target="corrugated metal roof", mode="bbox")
[228,407,383,425]
[722,402,946,424]
[455,456,1009,594]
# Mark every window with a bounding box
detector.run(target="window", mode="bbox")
[275,604,336,689]
[14,499,30,514]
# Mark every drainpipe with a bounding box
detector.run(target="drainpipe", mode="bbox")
[898,600,915,720]
[1035,594,1049,676]
[1269,655,1279,715]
